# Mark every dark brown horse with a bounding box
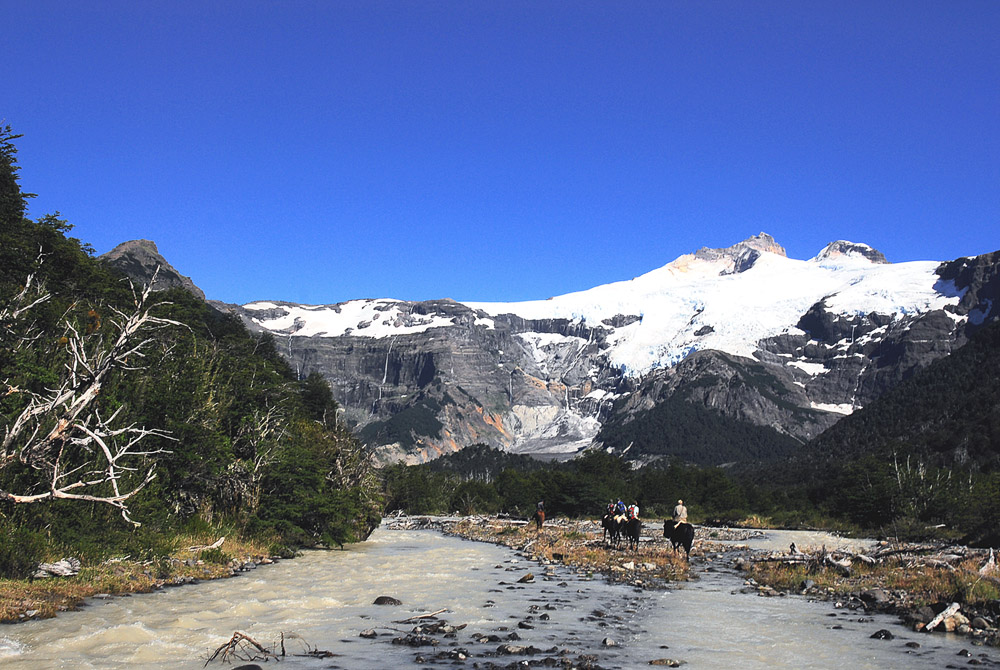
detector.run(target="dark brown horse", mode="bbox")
[623,517,641,551]
[533,509,545,529]
[663,521,694,559]
[602,514,623,546]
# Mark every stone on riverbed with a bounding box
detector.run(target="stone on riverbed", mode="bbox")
[373,595,402,605]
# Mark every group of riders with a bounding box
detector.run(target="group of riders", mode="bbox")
[600,498,693,557]
[604,498,688,526]
[533,498,693,557]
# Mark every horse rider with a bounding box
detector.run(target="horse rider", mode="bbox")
[627,501,639,520]
[614,499,628,523]
[672,499,688,529]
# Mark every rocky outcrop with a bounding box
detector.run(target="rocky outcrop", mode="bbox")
[101,239,206,300]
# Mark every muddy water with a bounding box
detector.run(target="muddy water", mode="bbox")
[0,527,984,669]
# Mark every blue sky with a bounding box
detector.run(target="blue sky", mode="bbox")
[7,1,999,305]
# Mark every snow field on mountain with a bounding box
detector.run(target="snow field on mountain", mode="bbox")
[468,251,960,376]
[244,245,962,379]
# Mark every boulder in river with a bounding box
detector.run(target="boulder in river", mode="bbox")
[373,595,402,605]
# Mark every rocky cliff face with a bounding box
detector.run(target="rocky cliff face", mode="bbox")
[101,239,206,300]
[223,298,630,463]
[101,235,1000,466]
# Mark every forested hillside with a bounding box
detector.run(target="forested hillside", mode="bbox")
[0,127,381,577]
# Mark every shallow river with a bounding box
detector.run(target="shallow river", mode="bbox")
[0,526,984,669]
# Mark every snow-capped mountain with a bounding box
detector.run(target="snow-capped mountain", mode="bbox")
[106,233,1000,465]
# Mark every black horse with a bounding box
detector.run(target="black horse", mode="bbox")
[623,518,641,551]
[663,521,694,559]
[602,514,622,546]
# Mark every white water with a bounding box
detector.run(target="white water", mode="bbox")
[0,527,983,669]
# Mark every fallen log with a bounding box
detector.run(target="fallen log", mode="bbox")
[924,602,960,632]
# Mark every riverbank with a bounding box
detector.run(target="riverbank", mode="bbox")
[743,540,1000,647]
[411,514,999,649]
[0,535,279,623]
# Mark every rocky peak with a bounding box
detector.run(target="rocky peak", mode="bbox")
[694,232,787,274]
[813,240,889,265]
[100,239,206,300]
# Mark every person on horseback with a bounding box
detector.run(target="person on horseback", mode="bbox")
[614,499,627,524]
[672,499,688,529]
[627,501,639,520]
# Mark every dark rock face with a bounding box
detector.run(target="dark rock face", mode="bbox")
[218,299,630,463]
[100,239,206,300]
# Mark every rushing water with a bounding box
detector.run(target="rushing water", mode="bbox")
[0,526,985,669]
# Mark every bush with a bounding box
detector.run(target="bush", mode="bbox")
[199,547,231,565]
[0,525,48,579]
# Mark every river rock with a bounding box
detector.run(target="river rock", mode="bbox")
[870,629,894,640]
[649,660,684,667]
[359,629,377,638]
[392,633,438,647]
[941,611,970,633]
[373,595,402,605]
[498,644,539,655]
[971,617,989,630]
[517,573,535,583]
[602,637,617,647]
[860,588,890,607]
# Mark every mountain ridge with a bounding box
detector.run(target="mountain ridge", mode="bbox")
[102,234,1000,465]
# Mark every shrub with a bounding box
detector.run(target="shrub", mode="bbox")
[0,525,47,579]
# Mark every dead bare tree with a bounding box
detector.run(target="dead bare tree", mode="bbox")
[1,269,183,525]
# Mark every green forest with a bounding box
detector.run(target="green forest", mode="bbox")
[0,126,381,578]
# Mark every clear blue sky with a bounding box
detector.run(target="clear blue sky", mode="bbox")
[7,1,999,305]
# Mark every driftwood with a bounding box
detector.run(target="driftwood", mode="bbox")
[394,608,448,624]
[755,540,994,577]
[188,537,225,552]
[204,631,332,665]
[925,602,961,632]
[204,631,279,666]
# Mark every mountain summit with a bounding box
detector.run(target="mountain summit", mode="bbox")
[101,239,206,300]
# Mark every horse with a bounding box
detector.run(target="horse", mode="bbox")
[603,514,627,547]
[663,521,694,559]
[533,509,545,530]
[623,517,641,551]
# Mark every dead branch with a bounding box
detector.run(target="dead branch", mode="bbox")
[394,608,449,624]
[204,631,279,666]
[0,267,184,524]
[188,537,226,552]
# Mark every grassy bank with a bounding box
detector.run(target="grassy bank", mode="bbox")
[445,517,692,586]
[0,533,277,622]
